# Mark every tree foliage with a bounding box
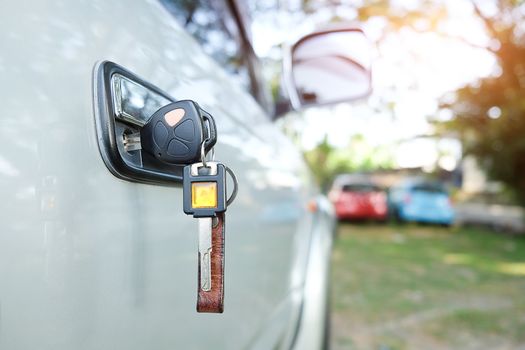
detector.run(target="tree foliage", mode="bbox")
[304,135,395,190]
[436,1,525,204]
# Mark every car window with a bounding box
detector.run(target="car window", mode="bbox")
[412,183,446,194]
[342,184,381,192]
[159,0,250,89]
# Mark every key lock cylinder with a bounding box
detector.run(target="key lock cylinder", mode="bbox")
[138,100,237,313]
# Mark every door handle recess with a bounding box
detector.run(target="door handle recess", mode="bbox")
[92,61,186,185]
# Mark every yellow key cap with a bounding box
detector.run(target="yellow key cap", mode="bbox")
[192,182,218,208]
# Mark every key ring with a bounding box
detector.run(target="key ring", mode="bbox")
[200,141,208,167]
[225,166,238,207]
[200,141,236,207]
[200,141,216,168]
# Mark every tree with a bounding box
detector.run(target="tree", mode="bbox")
[304,136,337,190]
[436,1,525,204]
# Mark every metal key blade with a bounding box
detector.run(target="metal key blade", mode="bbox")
[198,217,213,291]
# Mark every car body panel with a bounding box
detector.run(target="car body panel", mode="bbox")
[0,1,329,349]
[292,196,334,350]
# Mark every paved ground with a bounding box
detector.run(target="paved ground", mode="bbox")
[330,223,525,350]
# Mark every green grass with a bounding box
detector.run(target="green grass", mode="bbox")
[331,223,525,350]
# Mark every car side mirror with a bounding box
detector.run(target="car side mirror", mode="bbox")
[282,27,372,111]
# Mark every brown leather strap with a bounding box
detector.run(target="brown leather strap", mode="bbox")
[197,213,225,313]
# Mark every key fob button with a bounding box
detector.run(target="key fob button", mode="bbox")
[164,108,185,127]
[174,119,195,142]
[167,139,190,157]
[153,121,169,148]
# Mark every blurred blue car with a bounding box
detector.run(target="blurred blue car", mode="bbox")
[389,179,455,226]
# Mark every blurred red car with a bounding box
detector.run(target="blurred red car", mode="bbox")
[329,179,388,221]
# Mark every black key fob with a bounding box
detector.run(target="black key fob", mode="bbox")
[140,100,217,164]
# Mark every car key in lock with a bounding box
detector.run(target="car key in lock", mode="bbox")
[140,99,237,313]
[140,100,217,164]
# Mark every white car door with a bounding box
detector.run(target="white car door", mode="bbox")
[0,0,320,349]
